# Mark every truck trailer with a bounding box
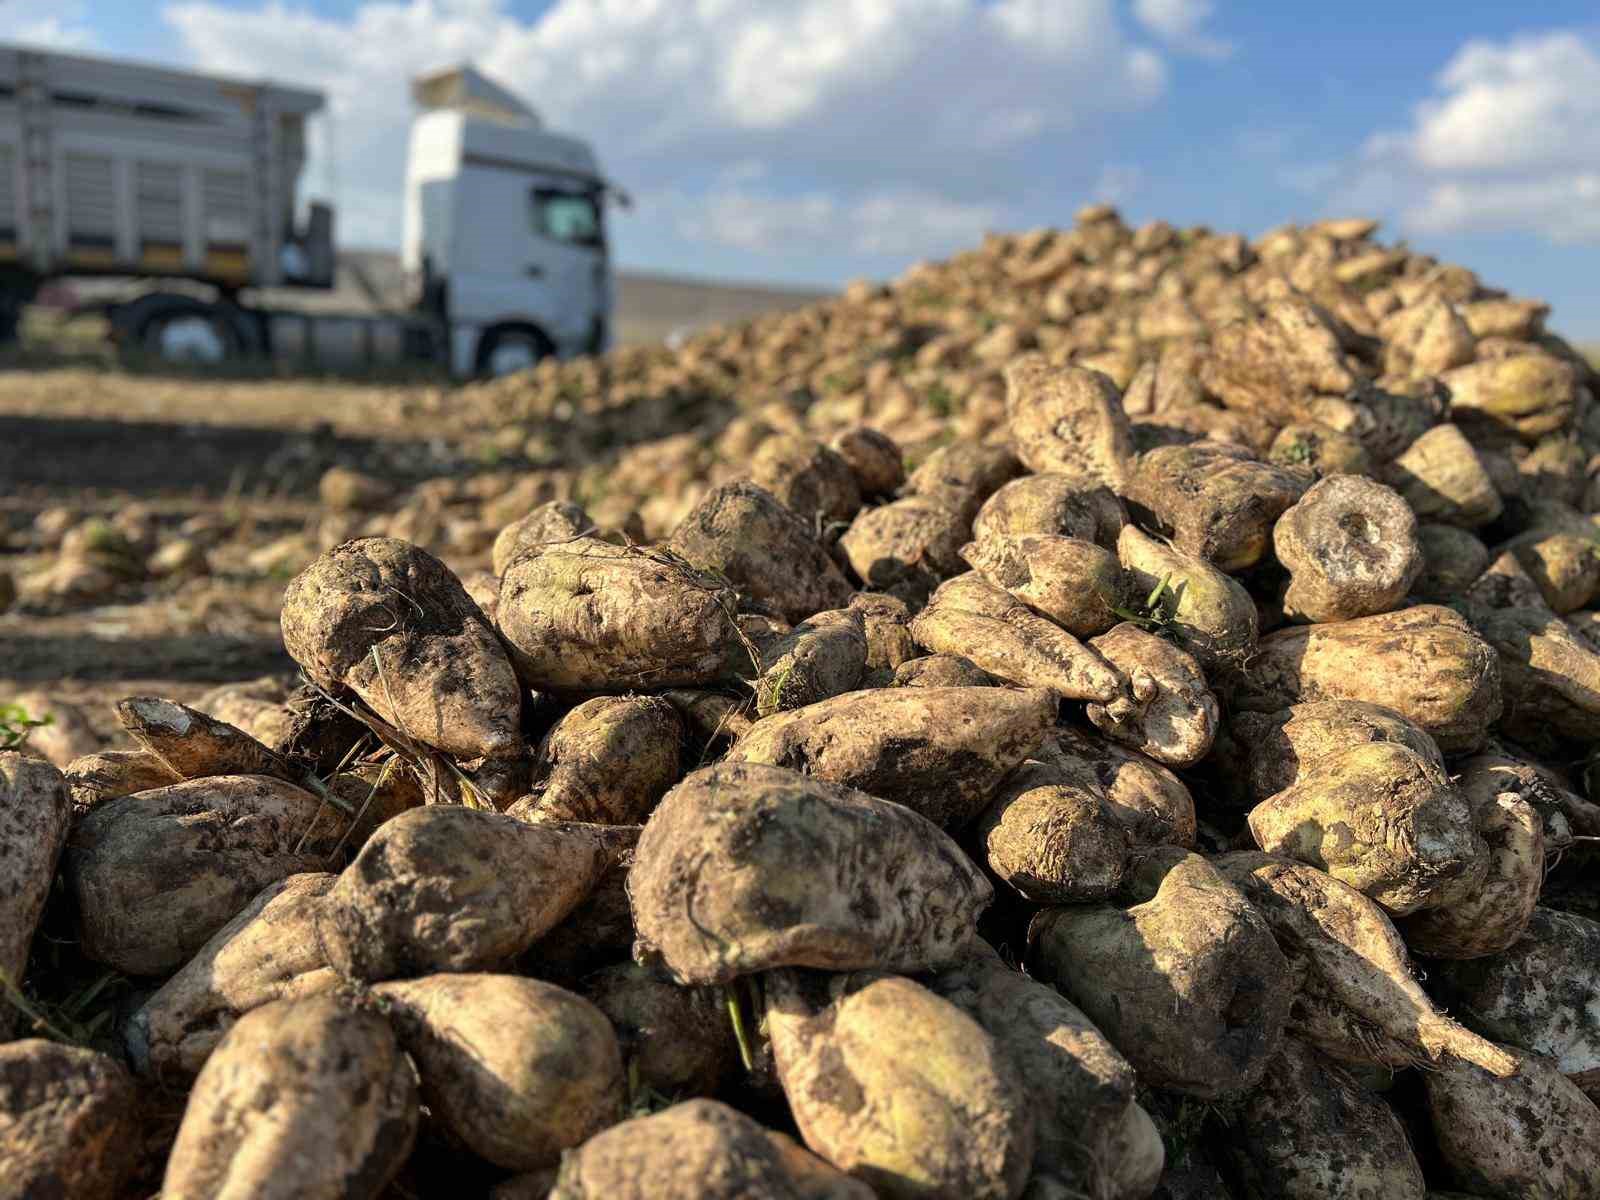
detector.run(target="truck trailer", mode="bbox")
[0,44,622,376]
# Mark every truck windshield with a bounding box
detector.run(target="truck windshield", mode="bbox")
[532,188,604,249]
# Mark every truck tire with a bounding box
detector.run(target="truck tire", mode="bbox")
[0,269,38,347]
[475,324,553,378]
[122,295,249,367]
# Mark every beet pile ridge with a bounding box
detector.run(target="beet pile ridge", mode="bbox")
[6,206,1600,1200]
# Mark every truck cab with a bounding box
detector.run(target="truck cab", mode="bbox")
[402,66,618,377]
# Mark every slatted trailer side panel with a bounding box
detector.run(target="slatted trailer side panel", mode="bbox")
[0,42,322,289]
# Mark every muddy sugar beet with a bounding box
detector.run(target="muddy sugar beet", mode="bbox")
[14,207,1600,1199]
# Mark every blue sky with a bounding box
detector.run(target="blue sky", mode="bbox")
[9,1,1600,338]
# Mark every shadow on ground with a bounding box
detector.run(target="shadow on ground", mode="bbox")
[0,414,440,497]
[0,628,292,684]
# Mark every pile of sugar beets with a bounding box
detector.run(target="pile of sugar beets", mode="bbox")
[7,209,1600,1200]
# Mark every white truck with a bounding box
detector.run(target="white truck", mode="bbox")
[0,44,623,375]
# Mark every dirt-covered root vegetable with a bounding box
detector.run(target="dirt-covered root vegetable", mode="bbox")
[1028,850,1292,1099]
[1453,750,1594,848]
[280,537,522,759]
[1508,531,1600,613]
[1223,1038,1426,1200]
[581,962,739,1098]
[1379,293,1476,378]
[1212,852,1517,1074]
[1228,700,1444,806]
[904,441,1023,525]
[271,684,368,774]
[1470,604,1600,748]
[1382,424,1504,528]
[749,433,863,525]
[1425,908,1600,1096]
[1084,623,1218,767]
[1247,741,1483,915]
[301,758,424,851]
[197,677,292,737]
[1048,727,1197,848]
[499,537,740,691]
[1200,296,1359,426]
[1440,352,1582,442]
[660,688,754,748]
[9,690,103,769]
[892,654,996,687]
[972,473,1127,548]
[1425,1048,1600,1200]
[839,495,969,604]
[629,762,990,984]
[65,774,324,977]
[548,1098,876,1200]
[1227,604,1502,753]
[830,426,905,497]
[114,694,293,783]
[930,944,1161,1199]
[64,748,180,812]
[725,684,1055,829]
[515,696,681,824]
[668,481,855,622]
[315,806,606,982]
[765,969,1036,1200]
[912,574,1132,710]
[0,1039,140,1200]
[959,532,1124,637]
[126,872,337,1082]
[1466,548,1551,612]
[1267,421,1374,476]
[318,464,393,511]
[459,567,501,622]
[976,758,1130,903]
[1411,523,1491,602]
[491,499,592,576]
[1122,442,1314,570]
[849,592,918,672]
[162,994,418,1200]
[1273,474,1423,622]
[1116,525,1258,672]
[373,974,624,1171]
[1133,402,1266,453]
[520,824,640,981]
[0,754,70,1031]
[1003,355,1134,487]
[753,609,869,715]
[1395,785,1542,958]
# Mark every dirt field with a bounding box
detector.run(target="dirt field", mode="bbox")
[0,367,518,738]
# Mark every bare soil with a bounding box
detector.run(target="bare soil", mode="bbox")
[0,365,467,730]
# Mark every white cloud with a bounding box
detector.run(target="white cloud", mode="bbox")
[1345,29,1600,243]
[1133,0,1232,59]
[0,0,98,48]
[663,186,1000,257]
[158,0,1206,263]
[1410,32,1600,172]
[1406,174,1600,243]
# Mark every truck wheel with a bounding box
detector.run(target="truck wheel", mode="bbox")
[476,326,551,378]
[135,298,240,366]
